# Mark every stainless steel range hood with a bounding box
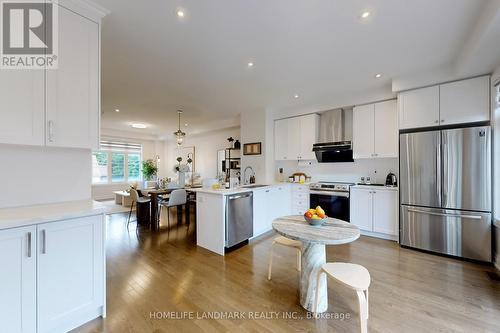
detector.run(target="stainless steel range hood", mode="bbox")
[313,108,354,163]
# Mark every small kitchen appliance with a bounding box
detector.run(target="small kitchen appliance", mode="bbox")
[385,172,397,187]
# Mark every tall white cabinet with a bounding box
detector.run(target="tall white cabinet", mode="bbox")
[0,1,105,150]
[353,100,398,159]
[274,114,319,160]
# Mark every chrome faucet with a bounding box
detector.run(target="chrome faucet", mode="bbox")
[243,166,255,185]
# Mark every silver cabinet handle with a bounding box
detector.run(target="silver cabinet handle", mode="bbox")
[48,121,54,142]
[434,120,439,124]
[27,232,32,258]
[407,208,482,220]
[441,119,445,123]
[41,230,46,254]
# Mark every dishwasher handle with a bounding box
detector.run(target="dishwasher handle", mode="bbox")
[227,192,253,200]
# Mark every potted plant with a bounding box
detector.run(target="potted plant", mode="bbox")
[142,159,158,188]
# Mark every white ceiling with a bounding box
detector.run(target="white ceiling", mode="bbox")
[95,0,499,139]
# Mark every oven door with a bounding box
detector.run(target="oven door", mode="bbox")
[309,190,350,222]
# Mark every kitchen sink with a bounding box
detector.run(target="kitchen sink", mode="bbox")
[241,184,269,189]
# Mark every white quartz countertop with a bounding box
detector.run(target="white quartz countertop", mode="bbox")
[0,200,106,230]
[187,182,301,195]
[351,184,398,191]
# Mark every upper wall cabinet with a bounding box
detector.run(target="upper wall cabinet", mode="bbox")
[398,76,490,130]
[0,71,45,145]
[0,1,105,150]
[398,86,440,129]
[46,5,100,150]
[439,76,490,126]
[274,114,319,161]
[353,100,398,159]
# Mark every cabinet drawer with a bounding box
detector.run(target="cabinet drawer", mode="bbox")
[292,185,309,193]
[293,192,308,200]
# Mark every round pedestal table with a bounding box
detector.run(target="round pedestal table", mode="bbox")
[272,215,360,313]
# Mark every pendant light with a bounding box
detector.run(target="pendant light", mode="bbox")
[173,110,186,146]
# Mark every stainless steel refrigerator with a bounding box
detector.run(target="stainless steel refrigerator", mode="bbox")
[400,126,492,261]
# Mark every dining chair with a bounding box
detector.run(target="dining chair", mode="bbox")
[267,236,302,280]
[158,189,187,229]
[313,262,371,333]
[127,189,151,230]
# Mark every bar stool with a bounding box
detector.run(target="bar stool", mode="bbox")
[267,236,302,280]
[313,262,371,333]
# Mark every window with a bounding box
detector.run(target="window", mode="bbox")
[92,140,143,184]
[92,152,108,183]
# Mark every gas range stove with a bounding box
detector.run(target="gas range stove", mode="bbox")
[309,181,354,193]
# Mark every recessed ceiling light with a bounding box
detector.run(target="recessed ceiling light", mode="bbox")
[176,10,185,18]
[361,11,371,19]
[294,94,299,99]
[131,123,147,129]
[247,62,254,67]
[375,73,382,78]
[115,109,120,112]
[184,123,188,127]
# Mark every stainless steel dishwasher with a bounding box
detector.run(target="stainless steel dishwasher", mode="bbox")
[225,192,253,248]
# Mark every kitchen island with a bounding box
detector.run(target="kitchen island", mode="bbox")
[189,184,295,255]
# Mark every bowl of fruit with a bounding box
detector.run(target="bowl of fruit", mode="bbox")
[303,206,328,226]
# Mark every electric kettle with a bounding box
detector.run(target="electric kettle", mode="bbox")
[385,172,397,187]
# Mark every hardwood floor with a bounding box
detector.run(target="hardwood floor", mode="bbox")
[74,209,500,333]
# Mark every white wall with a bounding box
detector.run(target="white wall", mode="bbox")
[0,145,91,208]
[276,158,398,184]
[240,109,270,184]
[165,127,241,180]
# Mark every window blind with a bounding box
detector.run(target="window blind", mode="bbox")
[99,140,142,152]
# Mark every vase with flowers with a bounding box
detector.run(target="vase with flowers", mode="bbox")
[174,156,192,187]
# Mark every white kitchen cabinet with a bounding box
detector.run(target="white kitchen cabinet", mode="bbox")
[374,100,398,158]
[353,100,398,159]
[274,114,319,160]
[253,185,292,237]
[0,226,37,333]
[298,114,319,160]
[275,185,291,217]
[0,3,104,150]
[398,86,440,129]
[440,76,490,126]
[372,190,398,235]
[46,5,100,150]
[353,104,375,159]
[350,187,398,240]
[291,184,310,215]
[287,117,302,160]
[274,119,289,160]
[0,71,45,146]
[349,188,373,231]
[37,215,104,333]
[253,188,273,237]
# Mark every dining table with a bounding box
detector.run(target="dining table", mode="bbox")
[272,215,360,313]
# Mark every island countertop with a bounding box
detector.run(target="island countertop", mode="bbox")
[0,200,106,230]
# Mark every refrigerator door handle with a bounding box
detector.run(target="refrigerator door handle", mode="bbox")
[436,140,441,204]
[442,140,448,206]
[407,208,482,220]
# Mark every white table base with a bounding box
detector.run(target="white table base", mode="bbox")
[300,243,328,313]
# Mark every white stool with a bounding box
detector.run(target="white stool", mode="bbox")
[314,263,371,333]
[267,236,302,280]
